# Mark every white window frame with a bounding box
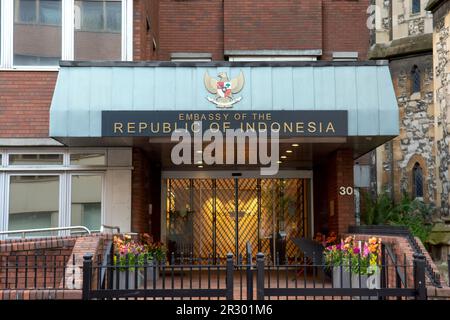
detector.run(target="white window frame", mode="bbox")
[3,172,64,238]
[68,172,105,233]
[68,148,108,168]
[0,0,133,70]
[0,148,116,237]
[7,150,65,167]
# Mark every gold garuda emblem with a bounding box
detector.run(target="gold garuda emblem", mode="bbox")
[204,71,245,108]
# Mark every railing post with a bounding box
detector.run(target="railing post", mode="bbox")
[413,253,427,300]
[82,254,93,300]
[226,253,234,300]
[246,244,253,300]
[256,252,265,300]
[381,244,386,289]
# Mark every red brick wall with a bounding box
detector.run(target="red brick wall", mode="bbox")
[224,0,322,52]
[346,234,449,295]
[322,0,370,60]
[314,149,355,236]
[0,234,111,299]
[331,149,355,235]
[0,71,57,138]
[131,148,151,234]
[158,0,224,60]
[134,0,159,60]
[0,237,75,290]
[0,289,82,300]
[157,0,370,61]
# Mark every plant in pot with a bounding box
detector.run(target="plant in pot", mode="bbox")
[140,233,167,282]
[324,235,382,299]
[113,235,147,289]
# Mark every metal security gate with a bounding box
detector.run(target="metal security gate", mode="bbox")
[164,174,311,264]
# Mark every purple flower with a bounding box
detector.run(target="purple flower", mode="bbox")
[353,247,360,254]
[336,244,342,250]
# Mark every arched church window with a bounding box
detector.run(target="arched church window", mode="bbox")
[411,65,421,94]
[412,0,421,14]
[412,162,424,198]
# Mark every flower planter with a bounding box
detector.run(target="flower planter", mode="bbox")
[146,261,160,282]
[115,269,144,289]
[332,267,381,298]
[332,267,351,288]
[351,271,381,300]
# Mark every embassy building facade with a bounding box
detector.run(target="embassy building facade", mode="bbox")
[0,0,399,261]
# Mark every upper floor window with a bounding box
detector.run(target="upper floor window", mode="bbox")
[75,0,121,33]
[74,0,122,60]
[13,0,62,66]
[411,65,421,94]
[0,0,132,68]
[412,162,424,198]
[412,0,421,14]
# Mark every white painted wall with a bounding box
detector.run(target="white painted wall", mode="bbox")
[104,169,132,233]
[104,148,133,232]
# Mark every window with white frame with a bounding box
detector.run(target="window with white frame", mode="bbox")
[0,149,110,237]
[74,0,122,60]
[71,174,102,232]
[13,0,62,66]
[8,175,60,235]
[0,0,132,69]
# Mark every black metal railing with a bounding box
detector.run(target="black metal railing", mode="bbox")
[255,252,427,300]
[82,247,427,300]
[349,225,442,287]
[82,252,234,300]
[0,254,76,290]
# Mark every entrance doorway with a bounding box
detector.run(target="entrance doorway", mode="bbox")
[162,172,312,264]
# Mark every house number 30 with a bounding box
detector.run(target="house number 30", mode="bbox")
[339,186,354,195]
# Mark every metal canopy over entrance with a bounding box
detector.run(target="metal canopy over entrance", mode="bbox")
[162,173,311,264]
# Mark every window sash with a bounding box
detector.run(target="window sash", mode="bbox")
[1,171,106,237]
[14,0,62,26]
[70,173,104,232]
[0,0,132,69]
[9,153,64,166]
[4,173,63,237]
[413,165,424,198]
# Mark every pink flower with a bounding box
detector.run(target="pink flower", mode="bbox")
[353,247,360,254]
[363,243,370,257]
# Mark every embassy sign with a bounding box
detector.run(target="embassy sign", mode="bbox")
[101,110,348,137]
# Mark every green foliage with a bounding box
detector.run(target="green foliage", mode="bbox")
[361,190,433,243]
[361,191,394,225]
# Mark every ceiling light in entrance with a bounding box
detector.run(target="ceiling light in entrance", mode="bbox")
[292,144,299,147]
[281,156,287,159]
[277,161,282,164]
[286,150,293,154]
[198,165,204,168]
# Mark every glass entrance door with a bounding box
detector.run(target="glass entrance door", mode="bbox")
[165,177,310,263]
